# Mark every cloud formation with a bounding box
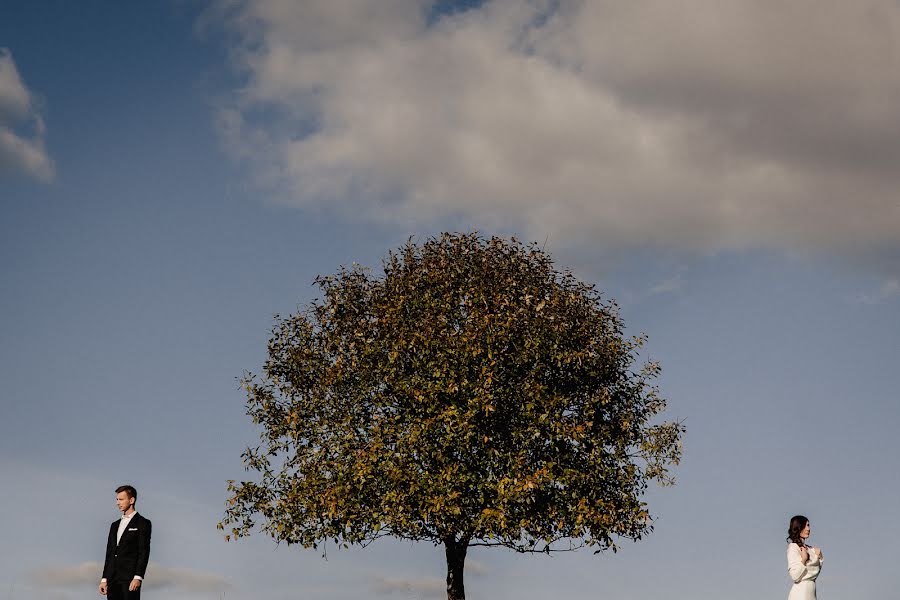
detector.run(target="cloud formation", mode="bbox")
[31,561,230,594]
[0,48,53,181]
[372,575,446,597]
[215,1,900,257]
[371,559,491,598]
[369,557,489,597]
[854,277,900,304]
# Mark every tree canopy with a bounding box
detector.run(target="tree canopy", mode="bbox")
[220,233,684,600]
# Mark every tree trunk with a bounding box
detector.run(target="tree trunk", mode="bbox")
[444,535,469,600]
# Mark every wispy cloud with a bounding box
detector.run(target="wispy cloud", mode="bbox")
[30,562,230,594]
[464,558,490,576]
[212,0,900,262]
[648,272,686,297]
[6,586,72,600]
[369,557,489,597]
[372,575,446,598]
[0,48,53,181]
[853,278,900,305]
[29,562,98,588]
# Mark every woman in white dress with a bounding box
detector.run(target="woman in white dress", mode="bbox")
[786,515,823,600]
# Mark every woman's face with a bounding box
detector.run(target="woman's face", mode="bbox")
[800,521,811,540]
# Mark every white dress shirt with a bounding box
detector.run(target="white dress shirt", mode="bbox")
[117,511,137,544]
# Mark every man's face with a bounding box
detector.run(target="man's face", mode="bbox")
[115,491,134,514]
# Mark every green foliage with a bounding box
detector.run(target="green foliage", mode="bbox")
[220,232,683,577]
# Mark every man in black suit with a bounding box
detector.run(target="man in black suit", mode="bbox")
[99,485,152,599]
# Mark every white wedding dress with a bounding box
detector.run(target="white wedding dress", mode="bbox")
[787,542,823,600]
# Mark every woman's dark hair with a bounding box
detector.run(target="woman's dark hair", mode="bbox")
[787,515,808,546]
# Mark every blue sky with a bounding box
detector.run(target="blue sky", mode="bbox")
[2,2,900,599]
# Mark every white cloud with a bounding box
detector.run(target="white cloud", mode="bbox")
[648,272,686,297]
[28,562,97,588]
[369,557,489,597]
[464,558,490,576]
[30,561,231,594]
[144,563,232,593]
[0,48,53,181]
[214,0,900,260]
[372,575,446,597]
[853,278,900,305]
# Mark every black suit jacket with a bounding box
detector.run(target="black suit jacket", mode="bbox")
[102,513,151,583]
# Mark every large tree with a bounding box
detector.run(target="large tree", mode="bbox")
[220,233,683,600]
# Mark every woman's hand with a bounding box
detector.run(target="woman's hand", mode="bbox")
[799,546,809,564]
[812,547,823,560]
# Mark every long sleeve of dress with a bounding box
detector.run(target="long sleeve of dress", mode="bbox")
[787,543,807,583]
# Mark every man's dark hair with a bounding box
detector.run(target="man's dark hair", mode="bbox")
[116,485,138,500]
